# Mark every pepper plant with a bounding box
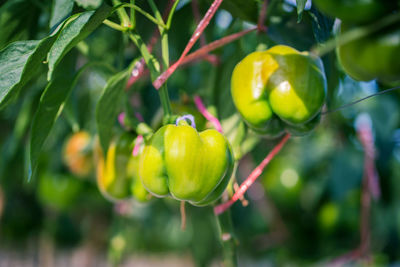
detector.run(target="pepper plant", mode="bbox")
[1,0,400,266]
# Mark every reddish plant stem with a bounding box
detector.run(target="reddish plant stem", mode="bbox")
[214,133,291,215]
[193,95,223,133]
[257,0,268,33]
[153,0,224,89]
[127,27,256,87]
[181,27,256,65]
[180,201,186,231]
[358,122,380,199]
[132,135,143,157]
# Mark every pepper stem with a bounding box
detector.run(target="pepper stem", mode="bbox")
[176,114,196,128]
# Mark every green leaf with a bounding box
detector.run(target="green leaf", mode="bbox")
[50,0,75,29]
[296,0,307,23]
[47,4,112,80]
[0,0,40,49]
[29,53,77,180]
[0,38,55,109]
[96,69,132,154]
[29,59,114,180]
[0,13,77,109]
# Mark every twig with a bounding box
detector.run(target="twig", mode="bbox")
[153,0,224,89]
[357,116,380,199]
[193,95,223,133]
[257,0,268,33]
[127,27,255,85]
[214,133,291,215]
[181,27,256,65]
[180,201,186,231]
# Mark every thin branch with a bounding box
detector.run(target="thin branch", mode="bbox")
[181,27,257,65]
[357,118,380,199]
[214,133,291,215]
[153,0,224,89]
[180,201,186,231]
[193,95,223,133]
[191,0,207,46]
[126,27,256,89]
[257,0,268,33]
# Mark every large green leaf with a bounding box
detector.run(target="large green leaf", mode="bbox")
[50,0,75,29]
[96,69,131,154]
[29,59,114,180]
[47,4,112,80]
[0,38,55,109]
[29,53,77,180]
[0,11,80,110]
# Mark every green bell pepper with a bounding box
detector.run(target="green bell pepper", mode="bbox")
[97,133,150,202]
[139,116,234,206]
[337,24,400,85]
[231,45,326,136]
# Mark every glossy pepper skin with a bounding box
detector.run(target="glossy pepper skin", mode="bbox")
[231,45,326,136]
[337,24,400,85]
[312,0,389,24]
[139,120,234,206]
[97,133,150,202]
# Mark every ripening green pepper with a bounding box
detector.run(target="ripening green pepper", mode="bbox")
[231,45,327,136]
[97,133,150,202]
[127,151,151,203]
[337,24,400,85]
[139,117,234,206]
